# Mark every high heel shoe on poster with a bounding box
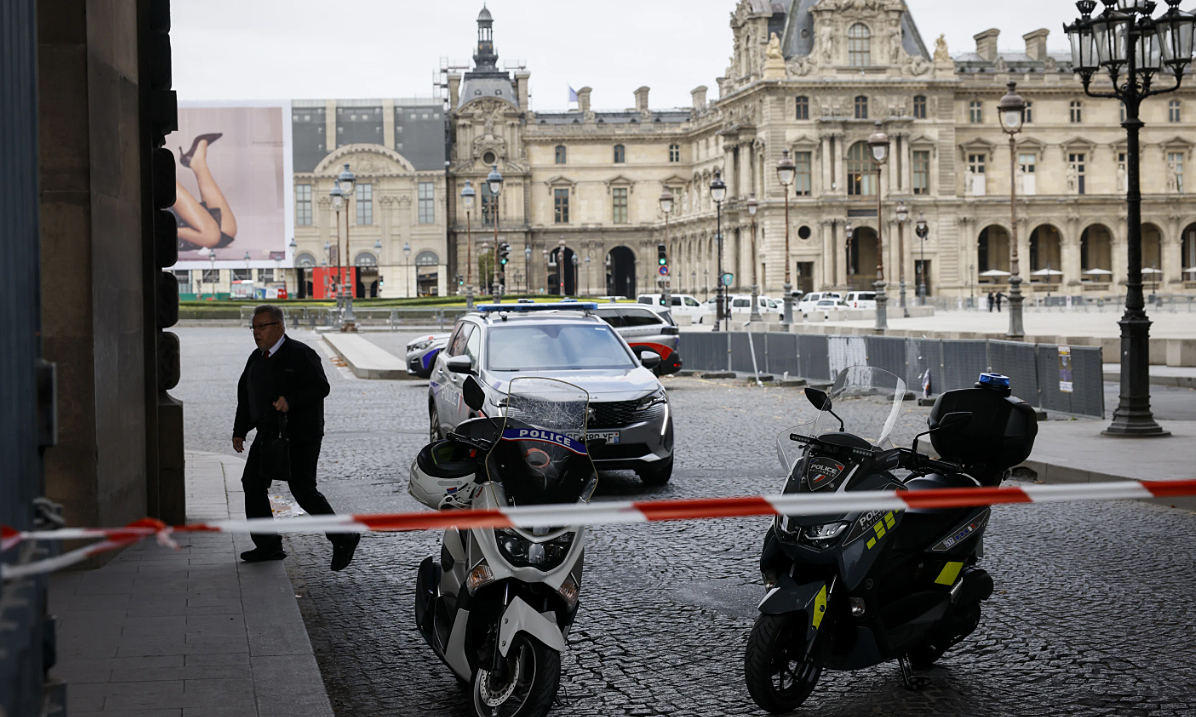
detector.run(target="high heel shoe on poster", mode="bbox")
[179,132,223,168]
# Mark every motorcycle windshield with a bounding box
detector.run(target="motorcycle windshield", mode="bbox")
[776,366,906,473]
[486,377,598,506]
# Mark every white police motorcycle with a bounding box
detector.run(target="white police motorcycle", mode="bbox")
[410,375,596,717]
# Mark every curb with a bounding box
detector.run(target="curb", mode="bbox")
[1102,371,1196,389]
[1018,458,1196,513]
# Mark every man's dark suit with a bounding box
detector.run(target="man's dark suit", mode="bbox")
[233,335,340,552]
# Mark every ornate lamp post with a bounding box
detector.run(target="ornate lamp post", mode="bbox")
[524,245,532,294]
[777,150,796,327]
[402,242,412,298]
[336,164,357,331]
[460,180,476,309]
[845,221,854,290]
[916,212,930,305]
[998,81,1027,338]
[1065,0,1194,437]
[868,122,891,332]
[584,255,591,295]
[659,187,674,309]
[896,201,909,317]
[486,164,503,303]
[747,193,762,322]
[543,249,551,294]
[329,181,344,310]
[571,254,580,297]
[710,169,727,331]
[558,239,567,296]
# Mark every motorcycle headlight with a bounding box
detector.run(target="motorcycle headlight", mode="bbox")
[495,529,576,570]
[635,387,668,411]
[798,522,849,549]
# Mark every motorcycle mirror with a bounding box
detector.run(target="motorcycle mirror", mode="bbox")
[804,387,831,411]
[462,376,487,412]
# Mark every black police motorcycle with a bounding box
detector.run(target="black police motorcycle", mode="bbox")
[745,366,1037,713]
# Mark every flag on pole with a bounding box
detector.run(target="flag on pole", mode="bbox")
[568,86,579,104]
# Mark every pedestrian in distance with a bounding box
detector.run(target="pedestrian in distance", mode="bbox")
[233,305,360,571]
[987,290,994,312]
[995,291,1005,312]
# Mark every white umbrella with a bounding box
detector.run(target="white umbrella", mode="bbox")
[1030,268,1064,276]
[1141,267,1163,275]
[979,269,1012,277]
[1083,268,1113,275]
[1185,267,1196,274]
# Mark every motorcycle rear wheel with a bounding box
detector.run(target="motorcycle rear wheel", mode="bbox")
[744,613,824,714]
[470,634,560,717]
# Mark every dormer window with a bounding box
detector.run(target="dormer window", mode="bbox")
[848,23,871,66]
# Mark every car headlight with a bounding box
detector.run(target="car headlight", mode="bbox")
[408,339,434,352]
[495,529,576,570]
[635,387,667,411]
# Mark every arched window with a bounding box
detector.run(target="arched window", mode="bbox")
[555,145,566,164]
[854,95,869,120]
[846,141,876,196]
[296,253,317,268]
[848,23,871,67]
[354,252,378,268]
[613,144,626,163]
[415,251,440,267]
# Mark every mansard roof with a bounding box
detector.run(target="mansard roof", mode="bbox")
[780,0,930,62]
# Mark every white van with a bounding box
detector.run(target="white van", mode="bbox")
[728,294,781,317]
[844,291,877,309]
[637,293,708,323]
[796,291,843,314]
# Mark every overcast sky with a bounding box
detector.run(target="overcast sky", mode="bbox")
[172,0,1087,110]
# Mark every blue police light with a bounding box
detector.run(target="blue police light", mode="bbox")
[978,373,1011,389]
[477,302,598,313]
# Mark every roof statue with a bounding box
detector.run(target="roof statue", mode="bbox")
[934,34,951,63]
[767,32,783,61]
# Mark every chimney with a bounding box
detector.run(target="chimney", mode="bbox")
[634,86,650,114]
[515,70,531,108]
[448,73,461,108]
[1023,29,1049,62]
[974,28,1000,63]
[691,85,708,111]
[577,86,592,113]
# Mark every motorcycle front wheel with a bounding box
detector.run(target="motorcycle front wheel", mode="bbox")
[470,634,560,717]
[744,613,824,714]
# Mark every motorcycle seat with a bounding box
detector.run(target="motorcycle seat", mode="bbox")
[904,472,980,491]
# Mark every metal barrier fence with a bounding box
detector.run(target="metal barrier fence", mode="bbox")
[925,294,1196,313]
[239,306,466,331]
[678,331,1105,418]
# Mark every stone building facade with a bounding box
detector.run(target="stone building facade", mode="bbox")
[440,0,1196,301]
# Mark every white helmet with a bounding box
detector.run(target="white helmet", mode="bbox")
[409,439,481,510]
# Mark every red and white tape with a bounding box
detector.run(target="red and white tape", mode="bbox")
[3,479,1194,581]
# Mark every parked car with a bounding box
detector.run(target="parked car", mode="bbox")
[796,291,843,314]
[807,298,847,317]
[405,333,451,378]
[636,293,708,324]
[593,303,682,376]
[844,291,877,309]
[727,294,781,318]
[428,302,675,484]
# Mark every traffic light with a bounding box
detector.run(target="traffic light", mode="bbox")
[657,243,667,267]
[457,274,464,287]
[379,276,385,287]
[499,242,510,266]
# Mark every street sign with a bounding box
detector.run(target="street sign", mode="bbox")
[722,273,733,287]
[659,266,669,276]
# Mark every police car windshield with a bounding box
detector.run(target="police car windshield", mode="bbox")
[487,324,636,371]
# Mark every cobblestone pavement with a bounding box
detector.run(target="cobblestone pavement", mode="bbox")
[174,327,1196,717]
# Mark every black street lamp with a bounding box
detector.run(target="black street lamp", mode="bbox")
[845,221,854,290]
[998,81,1027,339]
[915,212,930,305]
[777,150,796,327]
[896,201,909,317]
[710,169,727,331]
[1065,0,1194,437]
[659,187,674,309]
[747,193,762,322]
[460,180,476,309]
[524,245,532,295]
[868,122,891,332]
[487,164,503,303]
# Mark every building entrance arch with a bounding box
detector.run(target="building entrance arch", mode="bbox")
[1183,223,1196,281]
[978,225,1011,284]
[1080,224,1114,281]
[848,227,878,289]
[548,246,578,295]
[607,245,637,298]
[1029,224,1062,287]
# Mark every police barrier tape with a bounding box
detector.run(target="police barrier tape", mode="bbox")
[3,479,1195,581]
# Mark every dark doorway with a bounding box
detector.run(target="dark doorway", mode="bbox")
[296,267,309,298]
[549,246,577,295]
[608,245,636,298]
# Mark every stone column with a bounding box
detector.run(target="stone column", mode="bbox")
[1163,231,1183,286]
[1062,230,1082,288]
[820,134,832,195]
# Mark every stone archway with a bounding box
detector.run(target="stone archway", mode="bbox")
[608,245,637,298]
[1183,222,1196,281]
[848,227,878,290]
[1029,224,1063,288]
[1080,224,1114,283]
[548,246,578,295]
[978,225,1011,286]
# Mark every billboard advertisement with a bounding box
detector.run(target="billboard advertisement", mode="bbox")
[168,104,290,264]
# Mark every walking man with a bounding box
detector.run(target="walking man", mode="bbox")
[986,290,995,312]
[995,291,1005,312]
[233,305,360,570]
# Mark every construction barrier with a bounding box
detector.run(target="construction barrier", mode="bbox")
[4,479,1194,582]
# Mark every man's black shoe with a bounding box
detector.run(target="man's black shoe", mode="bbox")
[240,548,286,563]
[331,534,360,572]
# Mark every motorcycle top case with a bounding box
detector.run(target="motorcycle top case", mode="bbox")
[929,388,1038,470]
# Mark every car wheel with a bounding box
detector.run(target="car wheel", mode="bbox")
[429,403,442,442]
[636,456,673,486]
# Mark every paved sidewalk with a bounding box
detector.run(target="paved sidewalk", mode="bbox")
[48,452,333,717]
